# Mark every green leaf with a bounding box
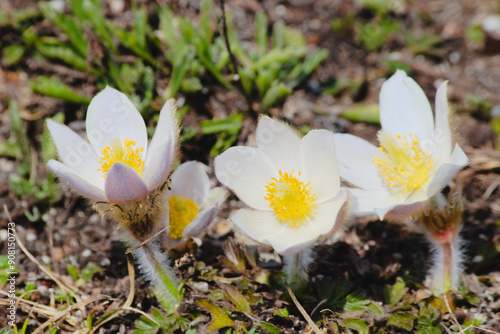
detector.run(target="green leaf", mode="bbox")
[341,103,380,124]
[286,48,329,87]
[29,76,91,104]
[199,0,214,43]
[259,322,280,334]
[272,20,285,49]
[339,318,370,334]
[200,113,244,135]
[81,262,101,281]
[66,264,79,282]
[261,81,292,111]
[222,284,251,313]
[8,99,31,169]
[255,11,268,55]
[106,21,156,66]
[271,308,289,319]
[132,4,148,50]
[39,3,87,57]
[36,41,88,71]
[387,312,415,331]
[342,291,371,312]
[2,45,25,66]
[317,278,352,303]
[355,20,400,52]
[198,299,235,332]
[82,0,117,53]
[252,46,307,70]
[383,277,408,306]
[416,316,440,334]
[283,26,306,48]
[164,46,195,99]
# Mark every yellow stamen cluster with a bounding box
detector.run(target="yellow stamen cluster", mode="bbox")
[168,195,199,239]
[98,137,145,178]
[264,170,316,228]
[372,131,435,196]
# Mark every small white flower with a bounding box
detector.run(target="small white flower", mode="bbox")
[334,70,468,220]
[165,161,227,248]
[47,86,178,204]
[215,116,347,255]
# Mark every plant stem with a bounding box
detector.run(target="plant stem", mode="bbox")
[429,235,462,296]
[131,238,182,312]
[282,247,314,294]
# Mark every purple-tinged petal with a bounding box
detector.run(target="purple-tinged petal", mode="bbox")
[47,159,106,201]
[104,162,149,203]
[379,200,431,222]
[85,87,148,157]
[47,120,104,189]
[142,99,178,190]
[182,206,218,238]
[141,142,173,191]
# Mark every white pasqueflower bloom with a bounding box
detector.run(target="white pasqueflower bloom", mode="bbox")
[334,70,468,220]
[164,161,227,248]
[215,116,347,256]
[47,86,178,204]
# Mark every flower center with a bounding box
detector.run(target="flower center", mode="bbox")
[264,170,316,228]
[168,195,199,239]
[372,131,435,196]
[98,137,145,178]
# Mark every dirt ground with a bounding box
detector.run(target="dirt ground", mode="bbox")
[1,0,500,333]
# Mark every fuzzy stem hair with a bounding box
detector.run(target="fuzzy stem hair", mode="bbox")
[426,233,464,296]
[282,247,315,294]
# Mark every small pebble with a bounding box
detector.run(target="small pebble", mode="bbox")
[81,249,92,258]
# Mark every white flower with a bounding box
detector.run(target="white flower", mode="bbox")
[334,70,468,220]
[164,161,227,248]
[47,86,178,204]
[215,116,347,255]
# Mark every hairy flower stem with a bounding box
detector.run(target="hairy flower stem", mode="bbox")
[428,235,463,296]
[96,186,182,312]
[131,239,181,312]
[283,248,314,294]
[419,188,465,296]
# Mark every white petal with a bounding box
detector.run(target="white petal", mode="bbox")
[379,70,434,141]
[143,99,177,189]
[215,146,277,211]
[231,209,315,255]
[85,86,148,157]
[300,130,340,202]
[310,190,348,234]
[426,144,468,197]
[104,162,149,203]
[47,160,106,201]
[347,188,395,217]
[256,116,301,172]
[202,187,228,210]
[231,209,286,243]
[47,120,104,189]
[430,81,452,164]
[182,206,218,238]
[170,161,210,206]
[333,134,385,190]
